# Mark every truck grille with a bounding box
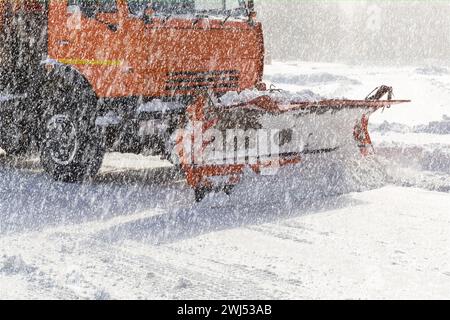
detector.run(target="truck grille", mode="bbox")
[165,70,240,92]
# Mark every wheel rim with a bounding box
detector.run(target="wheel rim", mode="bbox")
[45,114,79,165]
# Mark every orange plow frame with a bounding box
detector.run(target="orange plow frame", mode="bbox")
[175,88,410,200]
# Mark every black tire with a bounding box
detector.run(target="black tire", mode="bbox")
[38,72,105,183]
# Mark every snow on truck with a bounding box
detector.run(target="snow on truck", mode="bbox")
[0,0,409,201]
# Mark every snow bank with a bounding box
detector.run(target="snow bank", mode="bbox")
[414,115,450,134]
[376,141,450,174]
[421,148,450,174]
[265,73,361,86]
[375,141,450,192]
[219,89,323,106]
[371,121,412,134]
[415,66,449,76]
[372,116,450,135]
[0,255,36,276]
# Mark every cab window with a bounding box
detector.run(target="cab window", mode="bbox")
[127,0,247,17]
[152,0,195,15]
[68,0,118,17]
[195,0,246,14]
[195,0,224,12]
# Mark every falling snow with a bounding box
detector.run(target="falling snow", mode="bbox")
[1,1,450,300]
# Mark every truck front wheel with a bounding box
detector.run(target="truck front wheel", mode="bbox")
[39,82,105,183]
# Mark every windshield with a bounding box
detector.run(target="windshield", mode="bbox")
[127,0,247,17]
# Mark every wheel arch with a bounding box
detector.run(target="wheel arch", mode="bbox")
[31,62,99,142]
[39,62,97,98]
[33,62,98,115]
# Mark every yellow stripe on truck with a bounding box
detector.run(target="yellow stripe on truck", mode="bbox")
[57,58,122,66]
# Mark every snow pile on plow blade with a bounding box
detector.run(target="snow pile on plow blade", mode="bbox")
[174,86,410,201]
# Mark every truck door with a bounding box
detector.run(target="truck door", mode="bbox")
[48,0,128,97]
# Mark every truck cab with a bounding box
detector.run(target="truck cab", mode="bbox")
[0,0,265,183]
[48,0,264,98]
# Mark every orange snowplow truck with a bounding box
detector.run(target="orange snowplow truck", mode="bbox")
[0,0,263,178]
[0,0,409,201]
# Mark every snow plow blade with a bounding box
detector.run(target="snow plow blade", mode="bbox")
[174,86,410,201]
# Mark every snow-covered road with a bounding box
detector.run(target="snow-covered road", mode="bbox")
[1,176,449,299]
[1,62,450,299]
